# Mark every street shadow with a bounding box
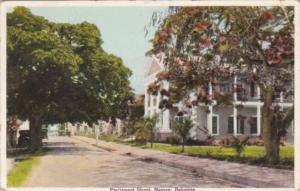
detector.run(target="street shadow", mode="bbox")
[43,141,76,147]
[43,145,103,156]
[42,140,103,156]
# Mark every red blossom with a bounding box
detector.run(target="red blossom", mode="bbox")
[261,10,275,21]
[194,22,209,33]
[230,37,239,47]
[220,35,226,44]
[200,38,210,46]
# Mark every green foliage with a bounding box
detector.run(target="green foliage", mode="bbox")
[123,96,144,136]
[140,143,293,168]
[166,134,181,145]
[100,134,119,142]
[148,6,294,164]
[230,136,250,157]
[135,113,158,145]
[171,118,194,152]
[8,155,41,187]
[7,7,133,150]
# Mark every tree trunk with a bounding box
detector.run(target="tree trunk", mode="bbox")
[150,126,153,148]
[29,117,42,153]
[262,85,280,164]
[181,138,185,152]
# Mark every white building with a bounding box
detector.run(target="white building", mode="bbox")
[144,55,294,143]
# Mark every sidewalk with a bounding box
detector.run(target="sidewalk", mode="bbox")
[7,158,15,173]
[75,136,294,188]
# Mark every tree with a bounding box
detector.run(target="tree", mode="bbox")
[171,118,193,152]
[123,95,144,136]
[143,113,158,148]
[7,7,133,152]
[148,7,294,163]
[230,136,250,157]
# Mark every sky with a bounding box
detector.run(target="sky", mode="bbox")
[26,6,168,94]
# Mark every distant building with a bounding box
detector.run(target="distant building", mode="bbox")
[66,118,123,137]
[7,118,29,149]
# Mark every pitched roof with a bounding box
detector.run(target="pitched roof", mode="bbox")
[145,58,163,77]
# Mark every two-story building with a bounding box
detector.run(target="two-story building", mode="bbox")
[144,55,294,143]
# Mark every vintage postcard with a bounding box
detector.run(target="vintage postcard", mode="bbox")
[0,1,299,190]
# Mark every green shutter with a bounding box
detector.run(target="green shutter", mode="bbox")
[212,116,218,134]
[250,117,257,134]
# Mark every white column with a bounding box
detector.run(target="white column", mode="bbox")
[280,91,283,103]
[163,80,170,132]
[157,92,161,108]
[257,85,261,136]
[234,75,237,101]
[280,91,284,111]
[191,105,198,137]
[208,81,213,134]
[257,105,261,136]
[233,75,238,136]
[144,91,149,117]
[163,110,170,132]
[150,94,154,116]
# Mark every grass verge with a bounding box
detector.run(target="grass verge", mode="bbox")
[8,154,42,187]
[139,143,294,169]
[98,135,294,169]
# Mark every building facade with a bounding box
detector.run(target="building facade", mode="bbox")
[66,118,123,137]
[144,56,294,143]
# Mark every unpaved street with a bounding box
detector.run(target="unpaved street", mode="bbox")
[25,136,244,187]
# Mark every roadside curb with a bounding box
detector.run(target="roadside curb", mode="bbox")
[74,136,293,188]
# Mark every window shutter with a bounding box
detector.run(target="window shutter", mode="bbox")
[250,117,257,134]
[212,116,218,134]
[228,117,233,134]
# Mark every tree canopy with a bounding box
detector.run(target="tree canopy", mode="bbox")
[7,7,133,151]
[147,6,294,164]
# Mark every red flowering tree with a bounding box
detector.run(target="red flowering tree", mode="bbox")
[147,7,294,164]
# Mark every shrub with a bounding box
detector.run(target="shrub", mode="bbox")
[166,134,181,145]
[219,136,235,147]
[186,138,209,146]
[135,128,149,144]
[230,136,250,157]
[247,137,264,146]
[171,118,194,152]
[211,139,222,146]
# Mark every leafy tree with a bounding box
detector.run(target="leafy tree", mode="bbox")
[143,113,158,148]
[171,118,193,152]
[148,7,294,163]
[123,95,144,136]
[7,7,133,152]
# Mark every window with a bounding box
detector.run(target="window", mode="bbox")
[250,117,258,134]
[237,117,244,134]
[212,115,219,135]
[220,83,231,93]
[175,116,185,123]
[228,116,234,134]
[237,83,246,100]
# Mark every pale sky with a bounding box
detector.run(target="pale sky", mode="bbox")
[26,6,168,94]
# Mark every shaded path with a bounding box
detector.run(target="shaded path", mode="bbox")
[25,136,244,187]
